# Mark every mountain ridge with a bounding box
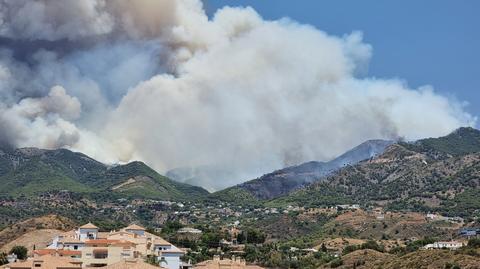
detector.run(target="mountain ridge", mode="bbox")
[212,139,394,201]
[268,127,480,218]
[0,147,208,200]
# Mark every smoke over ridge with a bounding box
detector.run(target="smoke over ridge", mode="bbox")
[0,0,476,190]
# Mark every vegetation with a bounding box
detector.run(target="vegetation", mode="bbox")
[9,246,27,260]
[0,252,7,266]
[0,148,208,200]
[407,127,480,156]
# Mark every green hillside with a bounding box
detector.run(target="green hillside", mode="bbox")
[0,147,208,200]
[403,127,480,156]
[268,127,480,218]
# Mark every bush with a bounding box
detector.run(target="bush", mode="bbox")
[468,238,480,248]
[0,252,8,266]
[330,258,343,268]
[10,246,27,260]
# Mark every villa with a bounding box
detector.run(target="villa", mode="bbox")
[38,222,184,269]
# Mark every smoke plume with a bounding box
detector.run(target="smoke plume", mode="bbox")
[0,0,476,190]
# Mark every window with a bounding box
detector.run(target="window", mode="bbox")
[74,245,78,250]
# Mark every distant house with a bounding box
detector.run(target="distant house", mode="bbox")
[459,228,480,237]
[177,228,202,234]
[423,241,464,250]
[177,228,203,241]
[337,204,360,210]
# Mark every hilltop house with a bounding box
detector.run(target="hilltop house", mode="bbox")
[42,223,184,269]
[423,241,464,250]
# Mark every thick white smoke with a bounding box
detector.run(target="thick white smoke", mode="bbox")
[0,0,476,191]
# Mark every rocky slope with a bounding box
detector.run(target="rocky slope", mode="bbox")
[270,127,480,217]
[212,140,393,200]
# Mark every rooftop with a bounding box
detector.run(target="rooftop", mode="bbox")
[3,255,81,269]
[104,259,167,269]
[124,224,146,231]
[79,222,98,229]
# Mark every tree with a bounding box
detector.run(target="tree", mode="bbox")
[321,243,328,253]
[10,246,27,260]
[0,252,8,266]
[468,238,480,248]
[144,255,158,266]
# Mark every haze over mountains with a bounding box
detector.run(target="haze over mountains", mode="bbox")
[216,140,394,199]
[2,127,480,206]
[0,147,207,199]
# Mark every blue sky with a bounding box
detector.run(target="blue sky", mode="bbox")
[206,0,480,124]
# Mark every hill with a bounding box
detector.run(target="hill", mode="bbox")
[0,215,73,250]
[0,147,208,200]
[321,248,480,269]
[212,140,393,201]
[269,127,480,218]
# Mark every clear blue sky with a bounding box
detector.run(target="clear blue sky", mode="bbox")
[205,1,480,124]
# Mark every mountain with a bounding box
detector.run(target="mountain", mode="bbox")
[212,139,393,201]
[269,127,480,217]
[0,147,208,200]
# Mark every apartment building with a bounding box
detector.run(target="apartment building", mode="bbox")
[41,223,184,269]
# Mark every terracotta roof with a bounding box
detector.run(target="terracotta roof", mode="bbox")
[79,222,98,229]
[153,238,171,246]
[34,249,81,256]
[97,232,110,238]
[59,238,84,244]
[124,224,146,231]
[86,239,135,246]
[85,239,119,245]
[4,255,82,269]
[104,259,167,269]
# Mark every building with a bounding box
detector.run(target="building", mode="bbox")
[41,223,184,269]
[34,249,81,258]
[2,255,82,269]
[423,241,464,250]
[193,256,265,269]
[459,228,480,237]
[177,228,202,235]
[176,228,202,241]
[103,259,167,269]
[81,239,137,267]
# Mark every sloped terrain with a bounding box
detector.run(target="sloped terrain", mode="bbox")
[0,215,73,249]
[270,128,480,218]
[0,147,208,200]
[213,140,392,201]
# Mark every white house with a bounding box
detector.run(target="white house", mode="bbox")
[423,241,464,250]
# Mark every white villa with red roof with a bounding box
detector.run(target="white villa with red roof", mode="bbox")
[43,222,185,269]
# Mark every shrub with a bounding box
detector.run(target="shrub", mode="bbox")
[9,246,27,260]
[330,258,343,268]
[468,238,480,248]
[0,252,8,266]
